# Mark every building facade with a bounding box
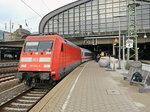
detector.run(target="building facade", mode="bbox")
[39,0,150,40]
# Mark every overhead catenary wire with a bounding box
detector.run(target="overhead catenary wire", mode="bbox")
[0,0,45,30]
[41,0,50,12]
[0,15,43,32]
[20,0,42,18]
[136,0,150,2]
[0,0,50,32]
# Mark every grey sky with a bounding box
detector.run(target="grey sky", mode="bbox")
[0,0,76,33]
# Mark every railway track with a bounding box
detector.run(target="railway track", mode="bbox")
[0,65,18,68]
[0,63,18,68]
[0,67,18,75]
[0,62,53,112]
[0,86,51,112]
[0,63,18,75]
[0,74,15,83]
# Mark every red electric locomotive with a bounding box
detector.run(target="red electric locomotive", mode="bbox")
[17,35,81,86]
[16,35,92,86]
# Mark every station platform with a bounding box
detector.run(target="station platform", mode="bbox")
[30,61,140,112]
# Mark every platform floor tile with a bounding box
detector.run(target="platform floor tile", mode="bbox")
[30,61,140,112]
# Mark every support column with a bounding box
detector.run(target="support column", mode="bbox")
[123,35,125,70]
[0,50,1,61]
[113,44,116,57]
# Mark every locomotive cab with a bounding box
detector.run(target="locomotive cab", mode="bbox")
[17,36,57,86]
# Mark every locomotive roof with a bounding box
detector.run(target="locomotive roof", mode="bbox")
[25,35,80,49]
[25,35,63,41]
[65,39,80,49]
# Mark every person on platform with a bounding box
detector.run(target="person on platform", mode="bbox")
[96,53,101,62]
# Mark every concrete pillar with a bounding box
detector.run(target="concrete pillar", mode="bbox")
[0,50,1,61]
[113,44,116,57]
[123,35,125,70]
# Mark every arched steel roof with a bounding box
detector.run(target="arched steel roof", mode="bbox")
[39,0,91,33]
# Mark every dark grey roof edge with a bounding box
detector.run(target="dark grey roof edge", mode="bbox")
[39,0,91,33]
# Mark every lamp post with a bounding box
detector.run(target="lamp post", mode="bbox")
[113,38,118,58]
[114,15,122,69]
[118,16,121,69]
[122,35,125,70]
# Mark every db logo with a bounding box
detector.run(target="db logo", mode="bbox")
[32,58,39,62]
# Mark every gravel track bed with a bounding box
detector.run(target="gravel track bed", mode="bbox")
[0,73,15,78]
[0,83,30,106]
[0,88,51,112]
[0,79,19,93]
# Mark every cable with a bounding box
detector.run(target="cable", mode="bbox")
[142,0,150,2]
[20,0,42,18]
[136,0,150,2]
[0,13,45,32]
[41,0,50,11]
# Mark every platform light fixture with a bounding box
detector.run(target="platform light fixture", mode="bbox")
[114,38,119,43]
[144,32,147,38]
[114,15,124,69]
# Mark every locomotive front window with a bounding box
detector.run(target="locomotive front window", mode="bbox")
[24,41,53,52]
[37,41,53,51]
[24,42,39,51]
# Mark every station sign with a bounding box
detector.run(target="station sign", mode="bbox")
[126,39,133,48]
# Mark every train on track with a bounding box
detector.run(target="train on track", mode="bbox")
[16,35,92,86]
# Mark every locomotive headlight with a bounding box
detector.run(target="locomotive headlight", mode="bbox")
[44,64,51,68]
[51,71,56,74]
[21,64,26,68]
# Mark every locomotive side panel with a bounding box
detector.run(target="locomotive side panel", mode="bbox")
[49,37,62,81]
[55,42,66,79]
[58,43,81,78]
[65,44,81,74]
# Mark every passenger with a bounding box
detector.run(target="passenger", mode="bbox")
[125,53,127,60]
[96,54,101,62]
[108,54,111,67]
[108,54,111,59]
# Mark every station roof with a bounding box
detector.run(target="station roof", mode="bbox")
[39,0,91,33]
